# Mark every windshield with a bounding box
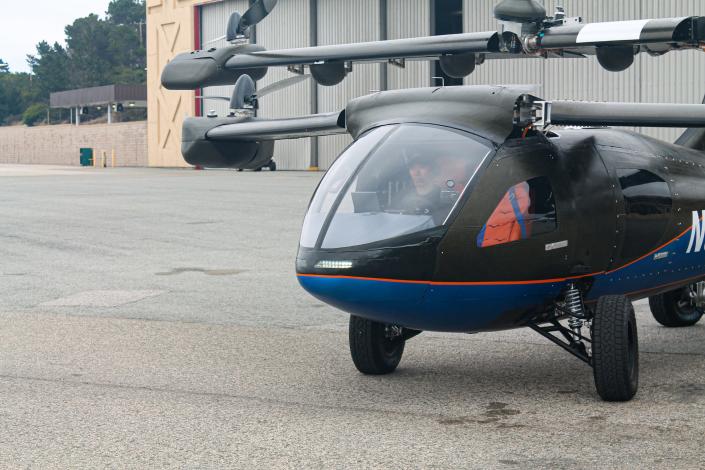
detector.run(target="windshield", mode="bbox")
[301,124,492,249]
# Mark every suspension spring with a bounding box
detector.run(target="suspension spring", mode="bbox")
[565,284,585,318]
[564,283,586,342]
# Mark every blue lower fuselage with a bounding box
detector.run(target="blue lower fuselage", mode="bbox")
[298,228,705,332]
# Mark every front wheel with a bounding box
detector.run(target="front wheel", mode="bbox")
[649,284,704,327]
[592,295,639,402]
[349,315,405,375]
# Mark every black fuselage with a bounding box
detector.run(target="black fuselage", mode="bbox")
[297,127,705,333]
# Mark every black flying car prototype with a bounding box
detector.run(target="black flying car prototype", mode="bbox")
[162,0,705,401]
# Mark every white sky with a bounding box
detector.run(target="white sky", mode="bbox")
[0,0,112,73]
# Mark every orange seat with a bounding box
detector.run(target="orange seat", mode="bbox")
[478,182,530,248]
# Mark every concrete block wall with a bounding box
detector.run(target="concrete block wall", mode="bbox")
[0,122,148,167]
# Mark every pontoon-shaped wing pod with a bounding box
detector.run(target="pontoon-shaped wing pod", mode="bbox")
[161,44,269,90]
[181,111,346,169]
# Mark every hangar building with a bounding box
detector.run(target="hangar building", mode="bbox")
[146,0,705,170]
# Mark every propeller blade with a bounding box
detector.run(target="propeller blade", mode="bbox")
[238,0,278,35]
[230,74,257,110]
[255,74,311,98]
[226,12,243,42]
[202,35,226,46]
[195,96,231,101]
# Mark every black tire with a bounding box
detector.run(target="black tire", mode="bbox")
[268,160,277,171]
[648,285,704,327]
[349,315,405,375]
[592,295,639,402]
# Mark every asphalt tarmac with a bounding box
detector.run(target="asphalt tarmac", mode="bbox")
[1,165,704,469]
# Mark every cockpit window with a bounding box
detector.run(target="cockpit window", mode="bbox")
[300,127,393,248]
[477,177,557,248]
[300,123,492,249]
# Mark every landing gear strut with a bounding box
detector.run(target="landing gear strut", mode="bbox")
[530,289,639,402]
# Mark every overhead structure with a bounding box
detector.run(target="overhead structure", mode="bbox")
[162,0,705,90]
[50,84,147,125]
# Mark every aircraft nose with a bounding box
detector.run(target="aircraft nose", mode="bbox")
[297,274,430,325]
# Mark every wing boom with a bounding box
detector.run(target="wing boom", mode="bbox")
[225,32,500,69]
[181,112,346,169]
[206,112,346,141]
[541,101,705,128]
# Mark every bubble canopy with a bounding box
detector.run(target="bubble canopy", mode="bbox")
[300,124,492,250]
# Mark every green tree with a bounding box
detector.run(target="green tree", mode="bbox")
[107,0,146,50]
[0,73,39,124]
[64,14,114,87]
[107,0,145,26]
[27,41,71,97]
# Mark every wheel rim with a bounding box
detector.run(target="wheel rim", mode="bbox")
[382,337,403,358]
[674,284,704,321]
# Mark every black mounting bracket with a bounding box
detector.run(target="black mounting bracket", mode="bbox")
[287,64,306,75]
[402,328,422,341]
[388,58,406,69]
[513,94,549,129]
[529,319,592,366]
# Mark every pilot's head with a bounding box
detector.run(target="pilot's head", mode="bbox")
[408,155,436,196]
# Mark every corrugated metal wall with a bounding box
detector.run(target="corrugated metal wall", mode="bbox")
[256,0,312,170]
[387,0,431,90]
[316,0,382,169]
[465,0,705,142]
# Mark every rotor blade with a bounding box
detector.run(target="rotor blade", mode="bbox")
[225,31,500,69]
[206,112,345,141]
[255,74,311,98]
[238,0,278,34]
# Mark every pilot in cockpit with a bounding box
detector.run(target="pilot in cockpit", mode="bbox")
[395,151,468,224]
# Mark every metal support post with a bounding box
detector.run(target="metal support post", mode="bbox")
[309,0,319,170]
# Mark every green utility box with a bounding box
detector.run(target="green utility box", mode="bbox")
[80,148,93,166]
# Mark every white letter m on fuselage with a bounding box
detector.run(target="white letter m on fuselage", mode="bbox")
[687,210,705,253]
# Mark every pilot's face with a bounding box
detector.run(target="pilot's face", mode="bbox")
[409,161,435,196]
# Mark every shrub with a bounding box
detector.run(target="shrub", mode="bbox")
[22,103,47,127]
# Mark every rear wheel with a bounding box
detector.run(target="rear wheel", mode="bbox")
[267,160,277,171]
[349,315,405,375]
[592,295,639,402]
[649,284,704,327]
